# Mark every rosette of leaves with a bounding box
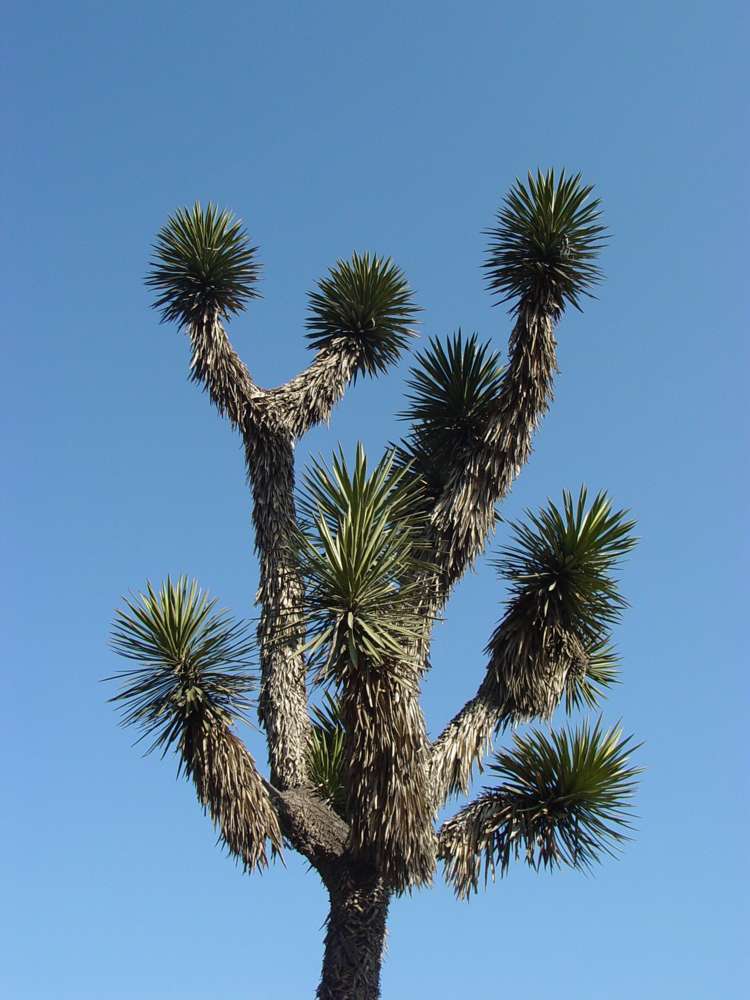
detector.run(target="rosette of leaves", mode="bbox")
[394,332,505,516]
[486,488,636,723]
[146,202,261,328]
[295,444,430,677]
[108,576,281,870]
[484,169,607,315]
[306,252,418,376]
[440,720,640,898]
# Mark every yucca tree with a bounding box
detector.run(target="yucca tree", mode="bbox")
[110,171,640,999]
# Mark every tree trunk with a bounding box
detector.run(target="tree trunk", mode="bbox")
[317,868,391,1000]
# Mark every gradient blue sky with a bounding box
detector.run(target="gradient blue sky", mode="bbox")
[4,2,747,997]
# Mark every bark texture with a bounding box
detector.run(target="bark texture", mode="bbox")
[317,866,391,1000]
[244,405,311,788]
[430,306,558,593]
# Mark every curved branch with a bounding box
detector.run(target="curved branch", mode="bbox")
[188,316,261,428]
[430,674,502,805]
[430,625,586,806]
[438,720,639,899]
[430,304,557,593]
[269,341,362,439]
[185,715,283,871]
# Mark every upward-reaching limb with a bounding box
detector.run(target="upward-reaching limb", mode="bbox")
[295,448,436,891]
[146,202,262,427]
[146,212,421,793]
[401,172,607,610]
[430,488,636,806]
[271,252,419,438]
[146,203,312,787]
[109,578,283,869]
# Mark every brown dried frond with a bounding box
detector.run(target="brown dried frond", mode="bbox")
[183,713,283,871]
[341,659,436,893]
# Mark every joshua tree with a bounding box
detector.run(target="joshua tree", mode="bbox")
[109,171,640,999]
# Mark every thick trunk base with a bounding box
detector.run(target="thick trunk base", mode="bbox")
[317,868,390,1000]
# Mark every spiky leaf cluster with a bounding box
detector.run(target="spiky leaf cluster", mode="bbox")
[294,445,429,680]
[484,170,606,314]
[295,446,436,889]
[306,253,418,376]
[109,577,281,870]
[497,488,636,644]
[109,576,256,754]
[400,332,504,449]
[146,202,260,328]
[485,488,636,722]
[394,332,505,506]
[440,721,639,897]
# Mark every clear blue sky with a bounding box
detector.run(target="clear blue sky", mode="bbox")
[3,2,747,997]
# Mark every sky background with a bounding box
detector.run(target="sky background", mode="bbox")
[3,1,748,997]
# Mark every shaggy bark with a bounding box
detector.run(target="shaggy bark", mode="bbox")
[244,405,311,788]
[188,317,260,427]
[430,305,558,593]
[270,341,360,438]
[317,865,391,1000]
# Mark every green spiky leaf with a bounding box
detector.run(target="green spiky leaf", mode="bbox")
[307,691,347,815]
[108,576,255,756]
[294,445,430,680]
[399,331,504,450]
[306,252,418,376]
[564,638,620,712]
[440,720,640,897]
[495,487,637,645]
[146,203,261,328]
[484,169,606,314]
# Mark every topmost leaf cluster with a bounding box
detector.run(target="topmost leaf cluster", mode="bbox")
[147,203,261,329]
[485,169,606,315]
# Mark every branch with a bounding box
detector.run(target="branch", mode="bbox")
[146,202,263,430]
[410,170,606,606]
[431,487,635,806]
[243,417,312,789]
[430,673,504,805]
[272,251,418,439]
[108,578,282,870]
[269,341,362,438]
[430,305,557,592]
[340,658,436,892]
[188,316,261,428]
[430,627,585,806]
[438,721,639,899]
[185,716,283,870]
[293,447,436,891]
